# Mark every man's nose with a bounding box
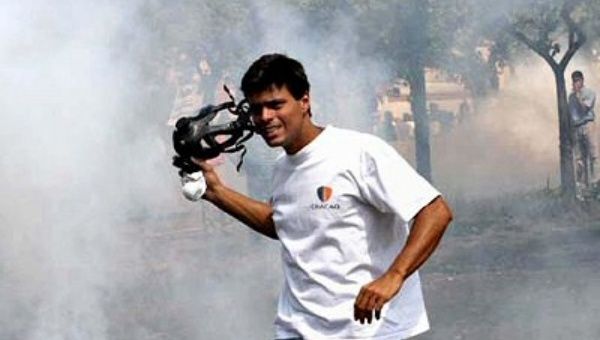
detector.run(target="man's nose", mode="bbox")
[256,107,275,122]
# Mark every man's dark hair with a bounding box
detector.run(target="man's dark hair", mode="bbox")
[572,70,584,81]
[241,54,310,100]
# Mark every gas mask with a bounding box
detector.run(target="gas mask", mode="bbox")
[172,86,255,200]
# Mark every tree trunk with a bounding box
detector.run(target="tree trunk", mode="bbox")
[409,68,432,182]
[554,67,576,196]
[407,0,432,182]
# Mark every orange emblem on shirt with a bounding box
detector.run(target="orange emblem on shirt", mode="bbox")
[317,186,333,202]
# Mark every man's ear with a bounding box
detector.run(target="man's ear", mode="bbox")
[300,92,310,114]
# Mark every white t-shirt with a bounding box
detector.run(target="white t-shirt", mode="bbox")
[569,87,596,126]
[271,126,441,340]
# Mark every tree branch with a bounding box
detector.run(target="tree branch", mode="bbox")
[507,25,557,69]
[559,0,586,69]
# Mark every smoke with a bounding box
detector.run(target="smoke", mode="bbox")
[0,1,178,339]
[425,19,600,340]
[432,61,560,199]
[2,0,599,339]
[432,57,600,201]
[244,1,388,131]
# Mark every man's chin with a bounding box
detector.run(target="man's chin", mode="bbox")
[260,135,283,147]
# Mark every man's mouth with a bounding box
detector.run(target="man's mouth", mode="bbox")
[263,125,281,135]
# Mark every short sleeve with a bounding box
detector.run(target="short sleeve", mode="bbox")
[358,137,440,223]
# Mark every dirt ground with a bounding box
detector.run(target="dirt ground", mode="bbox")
[101,192,600,340]
[415,193,600,340]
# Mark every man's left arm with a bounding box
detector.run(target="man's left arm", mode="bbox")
[354,196,453,324]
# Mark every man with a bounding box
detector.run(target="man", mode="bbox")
[192,54,452,339]
[568,70,597,182]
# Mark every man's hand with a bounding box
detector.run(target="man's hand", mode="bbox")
[354,270,404,324]
[192,158,224,202]
[189,157,278,239]
[354,196,452,325]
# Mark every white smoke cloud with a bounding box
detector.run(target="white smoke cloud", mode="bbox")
[0,1,173,339]
[2,1,598,339]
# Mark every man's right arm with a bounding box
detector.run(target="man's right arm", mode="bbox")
[580,88,596,111]
[195,159,278,239]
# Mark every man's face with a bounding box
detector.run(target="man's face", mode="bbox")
[573,78,584,92]
[248,85,310,153]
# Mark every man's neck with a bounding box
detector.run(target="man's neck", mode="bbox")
[284,121,324,155]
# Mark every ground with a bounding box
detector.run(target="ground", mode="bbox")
[416,192,600,340]
[104,191,600,340]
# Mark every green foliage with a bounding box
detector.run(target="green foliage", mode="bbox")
[349,0,509,94]
[351,1,420,78]
[481,0,600,64]
[136,0,600,96]
[137,0,256,81]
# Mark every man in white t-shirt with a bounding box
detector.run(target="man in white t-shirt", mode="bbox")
[192,54,453,339]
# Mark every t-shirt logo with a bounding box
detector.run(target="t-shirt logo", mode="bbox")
[311,186,340,210]
[317,186,333,202]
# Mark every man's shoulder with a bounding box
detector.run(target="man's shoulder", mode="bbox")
[328,126,388,147]
[328,126,404,168]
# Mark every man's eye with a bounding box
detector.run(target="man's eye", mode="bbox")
[249,105,262,115]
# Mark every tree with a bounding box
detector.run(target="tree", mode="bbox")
[505,0,589,197]
[352,0,434,180]
[353,0,487,182]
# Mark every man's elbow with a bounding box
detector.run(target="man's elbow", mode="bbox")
[434,196,453,228]
[413,196,453,230]
[443,201,453,224]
